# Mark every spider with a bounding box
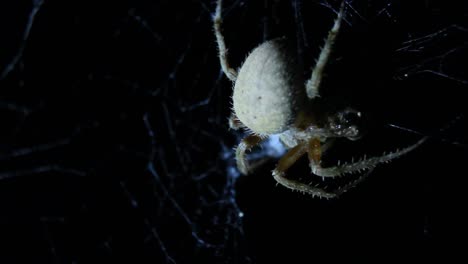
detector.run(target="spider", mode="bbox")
[213,0,427,198]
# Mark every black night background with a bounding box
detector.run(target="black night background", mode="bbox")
[0,0,467,263]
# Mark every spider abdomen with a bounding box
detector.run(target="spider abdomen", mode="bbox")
[233,38,305,135]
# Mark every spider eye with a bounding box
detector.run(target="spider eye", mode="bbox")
[329,108,364,140]
[340,109,362,126]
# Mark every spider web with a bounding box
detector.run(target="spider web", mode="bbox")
[0,0,467,263]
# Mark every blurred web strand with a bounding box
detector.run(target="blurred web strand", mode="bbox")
[291,0,308,51]
[0,137,71,161]
[341,1,366,22]
[144,219,176,264]
[0,101,31,115]
[387,114,467,147]
[396,47,468,84]
[119,180,176,264]
[162,102,187,172]
[167,9,203,81]
[0,0,44,80]
[0,127,84,181]
[395,25,468,84]
[127,8,162,42]
[376,1,393,18]
[128,7,203,96]
[180,67,223,112]
[143,113,214,249]
[416,69,468,85]
[41,219,59,263]
[220,143,244,209]
[0,165,86,180]
[396,25,468,52]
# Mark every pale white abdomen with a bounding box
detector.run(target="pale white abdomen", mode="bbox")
[233,38,305,135]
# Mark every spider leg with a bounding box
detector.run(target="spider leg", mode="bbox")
[329,167,375,197]
[305,1,345,98]
[306,137,336,164]
[309,137,428,177]
[272,143,337,198]
[307,138,323,165]
[213,0,238,81]
[235,134,264,174]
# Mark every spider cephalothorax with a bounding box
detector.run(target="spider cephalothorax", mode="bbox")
[214,0,426,198]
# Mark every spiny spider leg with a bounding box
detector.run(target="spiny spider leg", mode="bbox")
[213,0,238,81]
[307,138,336,166]
[275,142,307,173]
[331,167,374,197]
[273,142,375,198]
[273,144,328,196]
[235,134,264,174]
[272,143,337,198]
[305,1,345,98]
[310,137,428,177]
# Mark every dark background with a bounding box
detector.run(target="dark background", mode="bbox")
[0,0,467,263]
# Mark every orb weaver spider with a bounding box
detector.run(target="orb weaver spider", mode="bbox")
[213,0,427,198]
